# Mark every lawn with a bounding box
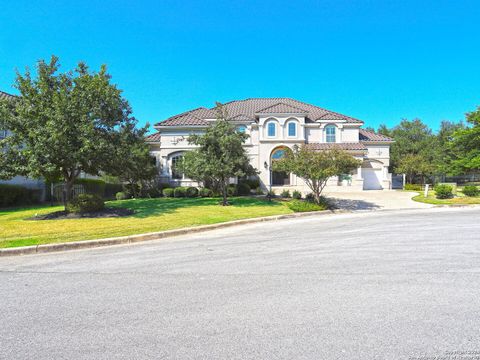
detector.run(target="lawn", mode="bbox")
[412,191,480,205]
[0,197,294,248]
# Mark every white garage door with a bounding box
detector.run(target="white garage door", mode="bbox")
[362,168,383,190]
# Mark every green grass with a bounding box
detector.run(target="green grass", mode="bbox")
[0,197,294,248]
[412,190,480,205]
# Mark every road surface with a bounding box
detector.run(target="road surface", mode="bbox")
[1,207,479,359]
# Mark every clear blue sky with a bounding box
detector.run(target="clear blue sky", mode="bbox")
[1,0,479,132]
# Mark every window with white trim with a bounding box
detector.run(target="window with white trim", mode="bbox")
[288,122,296,137]
[171,154,184,179]
[325,125,336,143]
[267,122,276,137]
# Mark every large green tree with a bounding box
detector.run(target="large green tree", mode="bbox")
[0,56,146,206]
[450,106,480,173]
[273,145,361,204]
[181,103,256,206]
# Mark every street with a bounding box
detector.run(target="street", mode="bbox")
[1,207,479,359]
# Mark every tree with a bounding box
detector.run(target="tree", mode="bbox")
[396,153,435,184]
[181,103,256,206]
[273,145,361,204]
[112,124,158,198]
[0,56,142,208]
[450,106,480,173]
[435,120,465,175]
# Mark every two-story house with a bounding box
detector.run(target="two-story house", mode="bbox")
[147,98,393,192]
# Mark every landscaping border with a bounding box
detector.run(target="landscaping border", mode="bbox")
[0,209,335,257]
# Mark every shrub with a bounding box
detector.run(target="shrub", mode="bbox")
[162,188,174,197]
[75,178,105,197]
[267,189,276,197]
[463,185,479,197]
[105,183,123,199]
[174,186,188,198]
[245,178,260,189]
[280,190,290,198]
[287,199,327,212]
[199,188,213,197]
[237,182,251,196]
[186,186,199,198]
[66,194,105,213]
[255,186,264,195]
[404,184,423,191]
[305,193,315,202]
[434,184,453,199]
[292,190,302,199]
[0,184,41,207]
[115,191,129,201]
[227,184,237,197]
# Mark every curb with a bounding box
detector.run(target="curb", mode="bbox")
[0,210,335,257]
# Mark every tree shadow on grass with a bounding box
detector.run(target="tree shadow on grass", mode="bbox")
[329,198,381,211]
[108,196,285,219]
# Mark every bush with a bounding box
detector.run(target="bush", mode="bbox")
[434,184,453,199]
[287,199,327,212]
[463,185,479,197]
[255,186,264,195]
[115,191,129,200]
[267,189,276,197]
[404,184,423,191]
[305,193,315,202]
[174,186,188,198]
[186,186,199,198]
[280,190,290,198]
[227,184,237,197]
[199,188,213,197]
[292,190,302,199]
[75,178,105,197]
[162,188,174,197]
[237,182,251,196]
[66,194,105,213]
[245,178,260,189]
[0,184,41,207]
[105,183,123,199]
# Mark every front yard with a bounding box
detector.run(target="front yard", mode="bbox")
[412,190,480,205]
[0,197,295,249]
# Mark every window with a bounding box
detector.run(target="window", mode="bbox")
[171,154,183,179]
[287,122,296,137]
[0,130,6,139]
[236,125,247,133]
[267,122,276,137]
[325,125,336,143]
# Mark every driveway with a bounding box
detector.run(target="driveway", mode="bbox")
[0,207,479,360]
[325,190,433,210]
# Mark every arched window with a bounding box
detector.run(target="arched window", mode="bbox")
[287,122,296,137]
[267,122,276,137]
[171,154,184,179]
[236,125,247,133]
[325,125,336,143]
[271,147,290,186]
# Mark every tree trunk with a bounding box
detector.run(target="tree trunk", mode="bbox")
[221,179,228,206]
[64,179,75,211]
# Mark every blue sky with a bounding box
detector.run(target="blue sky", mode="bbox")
[1,0,479,132]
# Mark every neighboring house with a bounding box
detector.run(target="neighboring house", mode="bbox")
[147,98,394,192]
[0,90,46,192]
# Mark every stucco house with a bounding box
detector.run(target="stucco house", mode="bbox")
[146,98,394,192]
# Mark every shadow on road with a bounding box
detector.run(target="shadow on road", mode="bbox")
[330,198,382,211]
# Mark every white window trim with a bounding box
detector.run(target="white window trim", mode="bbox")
[266,120,277,138]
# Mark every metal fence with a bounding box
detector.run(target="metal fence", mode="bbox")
[391,174,404,189]
[50,183,86,203]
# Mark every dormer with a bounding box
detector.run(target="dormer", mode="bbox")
[256,102,307,141]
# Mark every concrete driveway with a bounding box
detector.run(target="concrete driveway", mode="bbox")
[325,190,433,210]
[0,207,479,359]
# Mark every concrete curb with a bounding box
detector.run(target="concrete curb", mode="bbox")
[0,210,335,257]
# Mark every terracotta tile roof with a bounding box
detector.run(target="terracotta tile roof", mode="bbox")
[228,114,256,122]
[0,90,15,100]
[359,129,393,142]
[155,98,364,126]
[256,102,308,114]
[145,133,161,142]
[305,142,367,151]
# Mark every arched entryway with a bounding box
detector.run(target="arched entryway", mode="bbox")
[271,147,291,186]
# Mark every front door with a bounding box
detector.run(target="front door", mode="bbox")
[272,171,290,186]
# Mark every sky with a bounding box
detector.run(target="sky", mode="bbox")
[1,0,479,133]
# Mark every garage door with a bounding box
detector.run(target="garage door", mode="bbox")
[362,168,383,190]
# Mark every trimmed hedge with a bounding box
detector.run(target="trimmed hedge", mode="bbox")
[404,184,423,191]
[174,187,188,198]
[463,185,479,197]
[162,188,174,197]
[199,188,213,197]
[66,194,105,213]
[434,184,453,199]
[186,187,199,198]
[0,184,41,207]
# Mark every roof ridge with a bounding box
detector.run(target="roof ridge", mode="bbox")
[256,101,308,113]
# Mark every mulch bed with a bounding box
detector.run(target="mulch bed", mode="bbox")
[28,207,134,220]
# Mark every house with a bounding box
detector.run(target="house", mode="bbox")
[149,98,394,192]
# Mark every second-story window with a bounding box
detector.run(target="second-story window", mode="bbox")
[288,122,296,137]
[267,122,276,137]
[325,125,336,143]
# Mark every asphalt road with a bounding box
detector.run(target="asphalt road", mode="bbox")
[1,207,479,360]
